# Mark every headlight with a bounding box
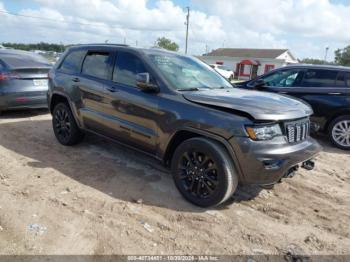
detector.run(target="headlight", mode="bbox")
[246,124,282,141]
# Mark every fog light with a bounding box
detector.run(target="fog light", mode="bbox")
[261,159,284,170]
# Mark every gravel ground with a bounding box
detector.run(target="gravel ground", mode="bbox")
[0,110,349,255]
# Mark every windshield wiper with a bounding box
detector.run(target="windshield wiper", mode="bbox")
[177,88,200,91]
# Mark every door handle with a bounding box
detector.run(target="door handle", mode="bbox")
[106,87,118,93]
[72,77,80,83]
[328,92,341,95]
[279,91,287,94]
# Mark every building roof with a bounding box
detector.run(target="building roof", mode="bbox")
[204,48,289,59]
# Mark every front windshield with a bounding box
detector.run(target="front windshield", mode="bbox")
[147,53,232,90]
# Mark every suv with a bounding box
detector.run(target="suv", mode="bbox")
[209,64,234,81]
[48,44,321,207]
[237,65,350,150]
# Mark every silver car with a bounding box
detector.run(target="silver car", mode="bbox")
[0,49,51,114]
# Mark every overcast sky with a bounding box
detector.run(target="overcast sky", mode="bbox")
[1,0,350,60]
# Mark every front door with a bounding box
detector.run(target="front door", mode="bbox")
[102,50,159,155]
[251,65,258,79]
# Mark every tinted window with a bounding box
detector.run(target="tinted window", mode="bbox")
[301,69,337,87]
[60,50,85,74]
[113,52,147,86]
[82,52,111,79]
[336,72,350,87]
[261,69,303,87]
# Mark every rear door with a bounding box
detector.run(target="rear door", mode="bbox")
[76,49,115,134]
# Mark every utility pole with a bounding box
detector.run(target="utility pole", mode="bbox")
[324,46,329,61]
[185,6,190,54]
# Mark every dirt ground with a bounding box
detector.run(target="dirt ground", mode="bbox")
[0,110,349,256]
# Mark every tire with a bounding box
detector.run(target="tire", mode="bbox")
[328,115,350,150]
[52,102,84,146]
[171,137,238,207]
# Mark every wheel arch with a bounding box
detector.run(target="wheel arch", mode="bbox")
[50,93,70,114]
[163,127,244,182]
[324,108,350,133]
[49,92,82,128]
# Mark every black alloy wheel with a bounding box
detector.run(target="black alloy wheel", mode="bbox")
[52,103,84,145]
[171,137,238,207]
[178,151,218,199]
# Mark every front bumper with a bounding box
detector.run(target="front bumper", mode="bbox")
[229,136,322,185]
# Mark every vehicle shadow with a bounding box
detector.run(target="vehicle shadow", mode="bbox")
[0,109,49,119]
[0,118,265,212]
[312,133,350,155]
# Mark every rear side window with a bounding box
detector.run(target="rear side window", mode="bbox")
[301,69,338,87]
[59,50,85,74]
[82,52,111,80]
[113,52,147,86]
[336,72,350,87]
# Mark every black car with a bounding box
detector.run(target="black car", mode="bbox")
[47,44,320,207]
[0,49,51,114]
[237,64,350,150]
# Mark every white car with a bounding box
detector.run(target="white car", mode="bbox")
[210,64,234,80]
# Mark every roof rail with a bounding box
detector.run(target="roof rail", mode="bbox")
[72,43,129,47]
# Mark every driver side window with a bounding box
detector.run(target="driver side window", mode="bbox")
[261,69,303,88]
[113,51,148,87]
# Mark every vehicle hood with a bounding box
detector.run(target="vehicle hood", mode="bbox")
[183,88,313,121]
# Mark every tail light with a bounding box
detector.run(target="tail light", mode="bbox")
[0,72,20,81]
[0,73,6,81]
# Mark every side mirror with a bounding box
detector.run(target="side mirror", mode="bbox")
[252,79,266,89]
[136,73,159,93]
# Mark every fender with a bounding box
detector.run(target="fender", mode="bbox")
[50,91,83,129]
[165,126,244,182]
[324,107,350,132]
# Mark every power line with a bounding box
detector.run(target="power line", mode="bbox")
[0,9,166,32]
[0,9,146,46]
[0,10,126,30]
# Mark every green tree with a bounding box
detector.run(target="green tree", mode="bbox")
[155,37,179,51]
[335,46,350,66]
[300,58,329,65]
[2,42,65,53]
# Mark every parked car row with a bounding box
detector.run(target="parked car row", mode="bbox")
[0,45,347,207]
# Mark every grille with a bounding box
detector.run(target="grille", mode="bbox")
[285,119,310,143]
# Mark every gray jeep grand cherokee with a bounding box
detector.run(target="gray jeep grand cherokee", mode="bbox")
[48,44,321,207]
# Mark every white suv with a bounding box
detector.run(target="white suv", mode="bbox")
[210,64,234,80]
